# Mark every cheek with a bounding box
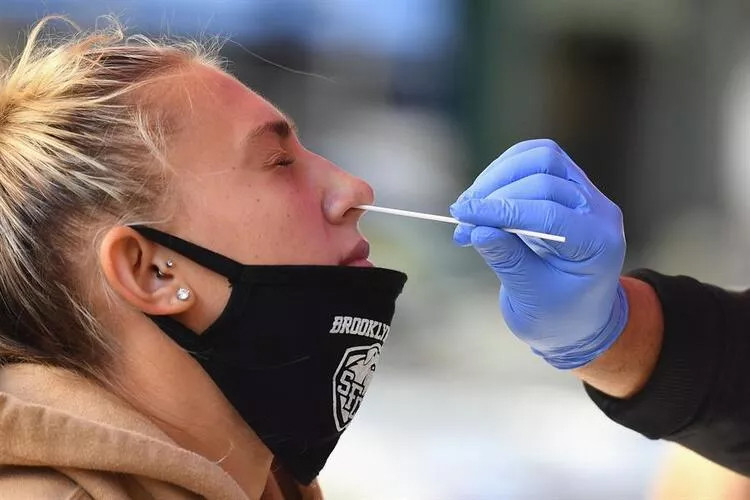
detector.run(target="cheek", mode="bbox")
[245,173,334,264]
[174,169,331,265]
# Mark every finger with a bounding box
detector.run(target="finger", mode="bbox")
[495,138,563,163]
[451,198,579,246]
[499,140,596,194]
[556,147,593,186]
[485,173,586,210]
[470,226,532,271]
[452,223,473,247]
[456,145,568,203]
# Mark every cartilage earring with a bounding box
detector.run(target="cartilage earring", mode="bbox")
[156,259,175,279]
[176,287,191,301]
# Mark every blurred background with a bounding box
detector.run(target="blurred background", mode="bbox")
[3,0,750,498]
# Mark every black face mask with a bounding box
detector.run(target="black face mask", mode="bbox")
[130,226,407,485]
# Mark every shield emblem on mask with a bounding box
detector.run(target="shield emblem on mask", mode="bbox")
[333,344,380,431]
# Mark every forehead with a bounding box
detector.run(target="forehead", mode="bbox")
[151,63,290,178]
[171,64,284,135]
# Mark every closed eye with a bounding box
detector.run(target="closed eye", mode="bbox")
[275,157,295,167]
[262,150,295,169]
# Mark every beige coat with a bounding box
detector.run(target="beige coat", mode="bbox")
[0,363,321,499]
[652,445,750,500]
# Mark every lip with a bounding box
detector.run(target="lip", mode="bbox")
[346,258,374,268]
[341,240,372,267]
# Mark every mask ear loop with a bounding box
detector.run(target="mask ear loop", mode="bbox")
[130,225,244,282]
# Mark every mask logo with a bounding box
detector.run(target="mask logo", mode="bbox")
[333,344,380,431]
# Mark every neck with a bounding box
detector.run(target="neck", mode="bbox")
[111,312,273,499]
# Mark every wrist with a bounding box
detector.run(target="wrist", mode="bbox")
[574,276,664,398]
[534,282,629,369]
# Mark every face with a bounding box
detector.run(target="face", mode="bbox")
[164,64,374,268]
[97,64,378,492]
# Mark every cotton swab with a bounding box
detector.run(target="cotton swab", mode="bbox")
[356,204,566,243]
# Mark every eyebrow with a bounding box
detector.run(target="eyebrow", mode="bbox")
[247,117,298,141]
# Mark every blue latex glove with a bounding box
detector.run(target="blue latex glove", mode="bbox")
[450,139,628,369]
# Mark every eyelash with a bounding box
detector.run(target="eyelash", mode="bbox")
[275,157,295,167]
[265,150,295,169]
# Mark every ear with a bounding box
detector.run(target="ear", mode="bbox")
[99,226,194,315]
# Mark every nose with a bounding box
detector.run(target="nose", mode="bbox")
[320,159,374,225]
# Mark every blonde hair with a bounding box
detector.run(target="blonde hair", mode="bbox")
[0,16,220,379]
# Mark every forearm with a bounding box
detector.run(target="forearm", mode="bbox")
[573,276,663,398]
[581,270,750,476]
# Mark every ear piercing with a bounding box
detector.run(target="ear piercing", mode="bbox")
[156,259,175,279]
[155,260,189,301]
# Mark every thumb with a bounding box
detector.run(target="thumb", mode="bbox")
[470,226,532,272]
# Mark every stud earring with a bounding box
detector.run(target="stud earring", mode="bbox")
[176,287,191,301]
[166,259,174,268]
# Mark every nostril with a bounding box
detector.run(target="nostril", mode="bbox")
[324,198,353,224]
[357,181,375,207]
[322,171,374,223]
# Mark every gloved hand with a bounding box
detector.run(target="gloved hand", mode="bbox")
[450,139,628,369]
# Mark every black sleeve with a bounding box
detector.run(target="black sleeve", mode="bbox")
[584,269,750,476]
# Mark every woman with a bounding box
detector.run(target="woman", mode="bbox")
[0,17,406,500]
